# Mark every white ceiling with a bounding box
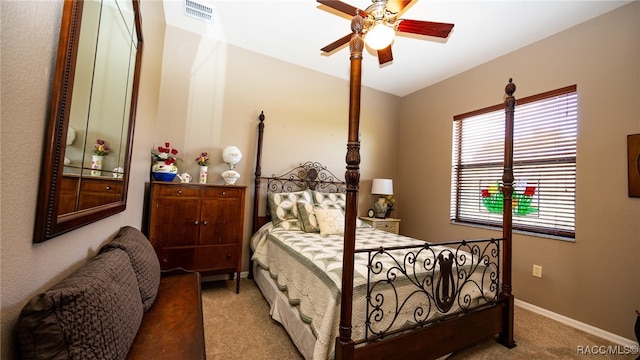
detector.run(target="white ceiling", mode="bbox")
[163,0,632,97]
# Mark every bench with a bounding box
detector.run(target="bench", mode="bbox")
[127,270,205,359]
[17,226,205,360]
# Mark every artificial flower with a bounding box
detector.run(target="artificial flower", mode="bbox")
[93,139,111,156]
[384,194,396,209]
[152,142,180,165]
[195,152,209,166]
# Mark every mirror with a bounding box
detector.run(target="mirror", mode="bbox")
[34,0,143,242]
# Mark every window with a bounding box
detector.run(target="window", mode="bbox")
[450,85,577,239]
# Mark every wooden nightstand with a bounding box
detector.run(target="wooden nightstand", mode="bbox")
[359,217,401,235]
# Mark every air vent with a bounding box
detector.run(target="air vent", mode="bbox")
[185,0,214,23]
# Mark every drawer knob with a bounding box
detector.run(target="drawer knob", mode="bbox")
[178,190,182,195]
[194,220,199,225]
[105,186,111,190]
[202,221,208,225]
[226,253,231,259]
[222,191,226,195]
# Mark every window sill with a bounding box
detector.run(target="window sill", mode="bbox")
[449,221,575,242]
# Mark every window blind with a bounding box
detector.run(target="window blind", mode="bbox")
[450,85,577,239]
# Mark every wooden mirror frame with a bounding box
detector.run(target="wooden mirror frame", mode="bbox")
[34,0,143,242]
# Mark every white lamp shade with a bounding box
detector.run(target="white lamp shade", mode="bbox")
[222,146,242,165]
[371,178,393,195]
[365,23,395,50]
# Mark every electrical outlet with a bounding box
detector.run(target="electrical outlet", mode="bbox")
[532,264,543,278]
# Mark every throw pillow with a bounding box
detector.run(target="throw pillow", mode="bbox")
[314,208,345,236]
[267,190,313,227]
[297,202,320,233]
[17,249,143,360]
[99,226,161,312]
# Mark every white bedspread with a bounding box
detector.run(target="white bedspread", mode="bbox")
[251,223,498,360]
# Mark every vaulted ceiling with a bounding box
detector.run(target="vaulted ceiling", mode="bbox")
[163,0,632,97]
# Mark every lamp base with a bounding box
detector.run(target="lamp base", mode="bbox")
[222,169,240,185]
[373,197,388,219]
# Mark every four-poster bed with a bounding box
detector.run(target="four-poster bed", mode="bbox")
[249,13,516,360]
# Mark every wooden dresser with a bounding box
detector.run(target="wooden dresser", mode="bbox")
[148,182,246,292]
[60,175,123,214]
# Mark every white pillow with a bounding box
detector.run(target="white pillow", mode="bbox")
[314,208,345,236]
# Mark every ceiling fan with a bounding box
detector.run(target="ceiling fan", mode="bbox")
[317,0,454,65]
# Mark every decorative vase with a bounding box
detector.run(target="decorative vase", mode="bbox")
[91,155,103,176]
[152,161,178,182]
[199,166,208,184]
[221,169,240,185]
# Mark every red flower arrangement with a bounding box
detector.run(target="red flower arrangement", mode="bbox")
[152,142,179,165]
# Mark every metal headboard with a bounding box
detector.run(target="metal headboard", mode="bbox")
[262,161,346,194]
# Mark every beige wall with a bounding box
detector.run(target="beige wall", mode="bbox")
[398,2,640,341]
[2,0,638,358]
[0,1,399,358]
[0,1,162,358]
[150,12,401,273]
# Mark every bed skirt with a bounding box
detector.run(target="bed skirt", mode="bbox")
[253,263,316,359]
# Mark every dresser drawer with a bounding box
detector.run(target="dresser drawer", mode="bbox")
[80,179,122,193]
[373,221,399,233]
[202,187,244,199]
[156,245,239,273]
[154,185,201,197]
[359,217,401,235]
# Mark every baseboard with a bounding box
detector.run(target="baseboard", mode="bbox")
[515,299,638,348]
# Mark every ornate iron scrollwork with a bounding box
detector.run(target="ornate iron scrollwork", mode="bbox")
[264,161,346,193]
[358,238,502,342]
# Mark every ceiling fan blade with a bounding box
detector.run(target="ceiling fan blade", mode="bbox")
[377,46,393,65]
[317,0,367,17]
[386,0,413,14]
[321,33,353,53]
[397,19,454,38]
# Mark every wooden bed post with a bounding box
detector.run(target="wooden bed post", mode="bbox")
[499,79,517,348]
[336,13,364,360]
[249,111,265,280]
[252,111,265,235]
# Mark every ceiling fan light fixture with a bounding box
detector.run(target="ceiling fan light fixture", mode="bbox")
[365,22,395,50]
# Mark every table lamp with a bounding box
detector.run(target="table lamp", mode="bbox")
[371,178,393,218]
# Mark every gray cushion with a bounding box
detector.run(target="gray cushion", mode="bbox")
[17,249,144,360]
[100,226,161,312]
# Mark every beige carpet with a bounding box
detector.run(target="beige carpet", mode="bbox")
[202,278,636,360]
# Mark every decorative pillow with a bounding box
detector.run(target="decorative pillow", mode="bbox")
[99,226,161,312]
[312,191,368,227]
[312,190,346,211]
[17,249,144,360]
[297,202,320,233]
[268,190,313,227]
[278,219,304,231]
[314,208,345,236]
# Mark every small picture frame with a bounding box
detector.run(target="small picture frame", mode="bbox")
[367,209,375,218]
[628,134,640,197]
